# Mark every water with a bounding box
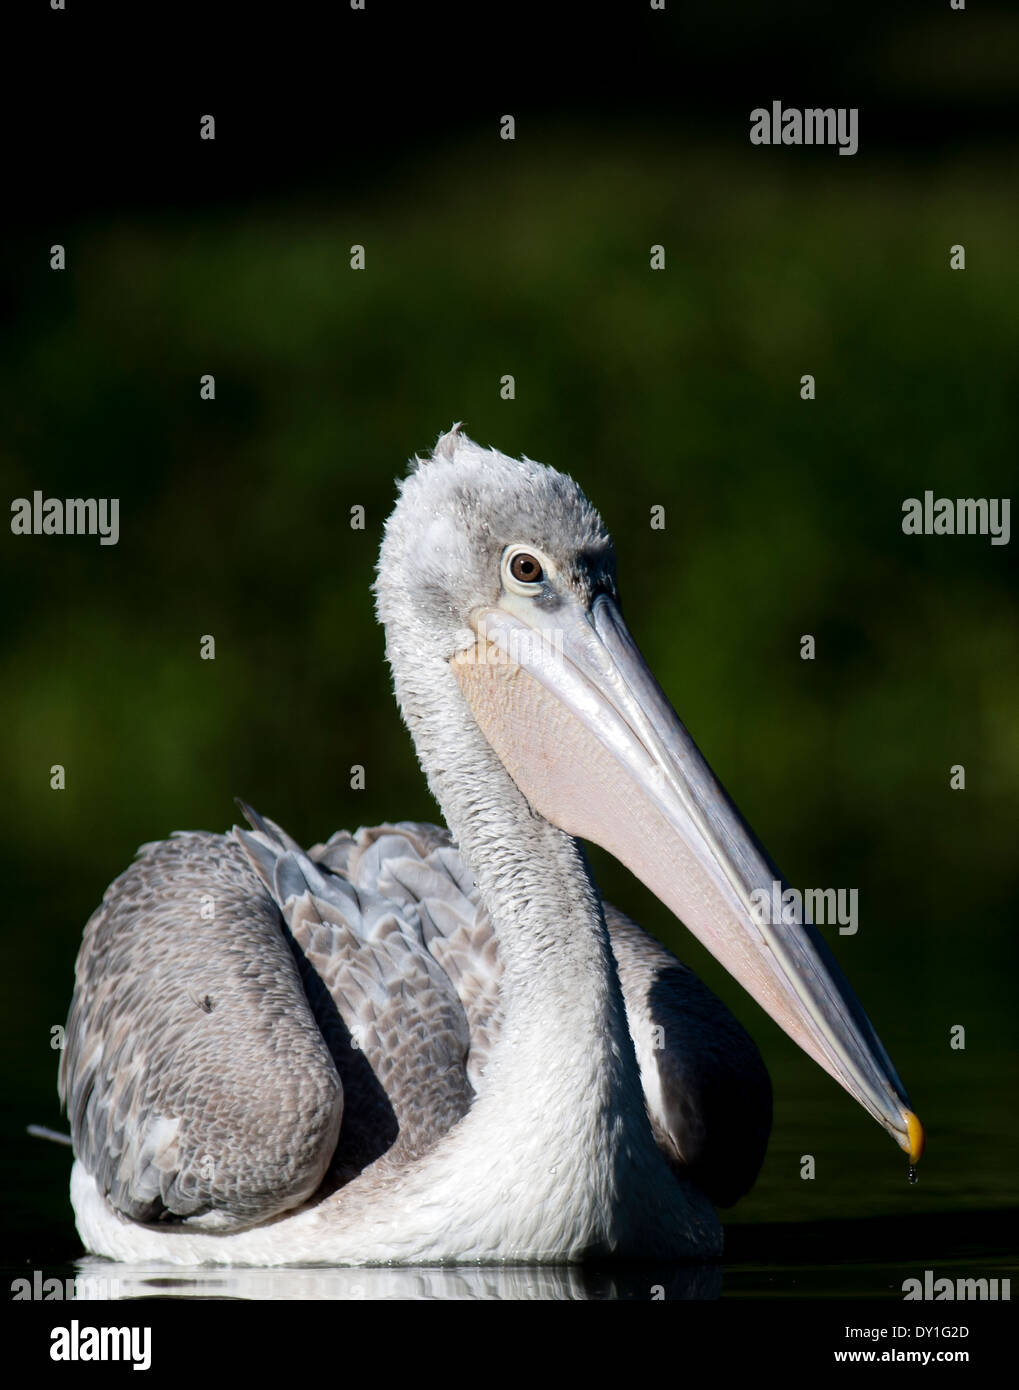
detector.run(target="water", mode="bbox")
[6,1231,1015,1301]
[5,1108,1015,1301]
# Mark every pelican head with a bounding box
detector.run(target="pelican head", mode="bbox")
[376,425,923,1167]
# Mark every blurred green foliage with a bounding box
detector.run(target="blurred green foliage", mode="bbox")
[2,130,1016,1253]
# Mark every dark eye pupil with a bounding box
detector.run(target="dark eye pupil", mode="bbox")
[510,553,543,583]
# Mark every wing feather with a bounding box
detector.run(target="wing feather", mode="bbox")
[59,832,343,1230]
[235,815,474,1170]
[605,906,772,1206]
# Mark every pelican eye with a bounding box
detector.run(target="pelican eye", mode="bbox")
[509,552,543,584]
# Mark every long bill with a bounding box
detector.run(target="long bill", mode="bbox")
[452,591,924,1164]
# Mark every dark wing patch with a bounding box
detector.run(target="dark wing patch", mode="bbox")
[606,906,773,1207]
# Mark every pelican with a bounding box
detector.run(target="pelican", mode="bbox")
[60,427,924,1265]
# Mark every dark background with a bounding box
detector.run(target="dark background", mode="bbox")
[2,1,1017,1289]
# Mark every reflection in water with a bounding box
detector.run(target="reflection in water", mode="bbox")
[70,1257,722,1301]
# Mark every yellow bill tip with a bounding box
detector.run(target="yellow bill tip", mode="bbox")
[904,1110,925,1164]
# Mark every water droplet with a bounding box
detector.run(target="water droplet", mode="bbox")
[907,1164,918,1185]
[548,1166,558,1176]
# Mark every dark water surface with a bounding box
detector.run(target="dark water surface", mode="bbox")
[5,1230,1015,1302]
[5,1095,1015,1301]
